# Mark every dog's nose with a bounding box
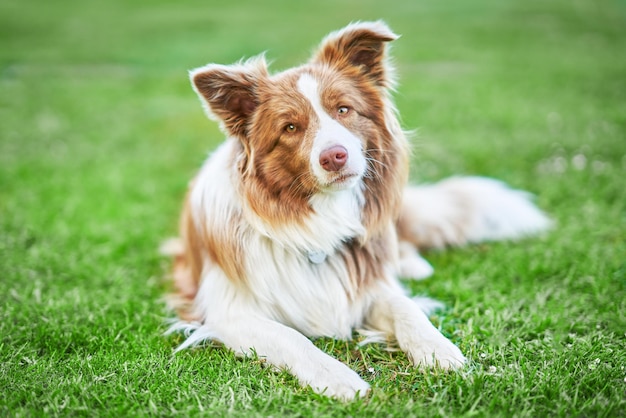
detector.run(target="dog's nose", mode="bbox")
[319,146,348,172]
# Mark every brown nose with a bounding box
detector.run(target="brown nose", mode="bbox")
[319,146,348,172]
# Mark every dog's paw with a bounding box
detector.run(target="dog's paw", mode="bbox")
[309,365,370,401]
[398,241,434,280]
[407,335,466,370]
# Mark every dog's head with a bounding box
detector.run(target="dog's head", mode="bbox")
[191,21,408,234]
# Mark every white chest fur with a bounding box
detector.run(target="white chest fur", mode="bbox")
[190,140,370,338]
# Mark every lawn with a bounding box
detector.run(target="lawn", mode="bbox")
[1,0,625,416]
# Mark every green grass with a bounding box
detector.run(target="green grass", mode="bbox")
[1,0,625,416]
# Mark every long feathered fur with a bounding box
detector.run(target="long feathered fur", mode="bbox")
[163,21,551,400]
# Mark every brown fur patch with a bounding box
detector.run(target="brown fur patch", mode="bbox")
[312,23,398,88]
[175,22,408,308]
[192,59,269,140]
[170,166,247,319]
[239,71,318,225]
[340,224,397,293]
[310,24,409,240]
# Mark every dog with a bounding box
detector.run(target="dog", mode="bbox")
[163,21,551,400]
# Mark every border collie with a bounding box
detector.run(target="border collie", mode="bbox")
[163,21,550,400]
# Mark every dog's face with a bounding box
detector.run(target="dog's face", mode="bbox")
[190,22,406,231]
[191,22,396,190]
[249,70,370,193]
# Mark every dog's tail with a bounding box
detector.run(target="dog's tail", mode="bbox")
[397,176,552,278]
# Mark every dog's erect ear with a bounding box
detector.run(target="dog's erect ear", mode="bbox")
[311,21,398,87]
[190,56,268,138]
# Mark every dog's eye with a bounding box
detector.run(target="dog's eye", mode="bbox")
[284,123,297,133]
[337,106,350,116]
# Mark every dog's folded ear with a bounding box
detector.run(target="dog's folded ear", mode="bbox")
[190,56,268,138]
[311,21,398,87]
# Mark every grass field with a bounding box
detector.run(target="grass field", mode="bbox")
[1,0,625,416]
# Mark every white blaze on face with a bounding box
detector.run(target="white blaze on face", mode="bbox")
[296,73,366,188]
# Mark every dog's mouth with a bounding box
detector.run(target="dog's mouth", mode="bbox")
[323,171,360,189]
[333,172,358,183]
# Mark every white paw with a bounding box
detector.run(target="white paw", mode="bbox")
[398,241,434,280]
[309,364,370,401]
[407,334,466,370]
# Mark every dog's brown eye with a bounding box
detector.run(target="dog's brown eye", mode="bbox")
[337,106,350,116]
[285,123,297,133]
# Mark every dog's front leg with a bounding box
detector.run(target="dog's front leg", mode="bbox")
[366,289,466,369]
[213,316,370,400]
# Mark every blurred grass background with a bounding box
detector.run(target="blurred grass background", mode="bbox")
[1,0,625,416]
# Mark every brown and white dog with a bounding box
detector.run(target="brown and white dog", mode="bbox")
[164,21,550,400]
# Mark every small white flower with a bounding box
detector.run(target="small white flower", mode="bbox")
[588,358,601,370]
